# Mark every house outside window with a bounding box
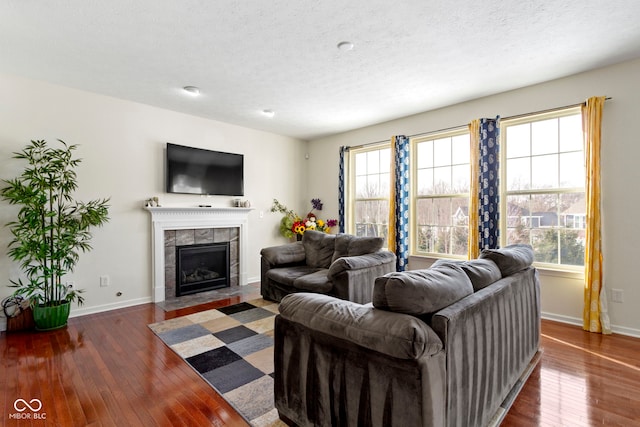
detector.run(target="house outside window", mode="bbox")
[412,129,470,258]
[500,107,585,268]
[348,144,391,240]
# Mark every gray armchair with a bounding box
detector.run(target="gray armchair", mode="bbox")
[260,230,396,304]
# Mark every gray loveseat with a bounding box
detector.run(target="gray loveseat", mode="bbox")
[274,244,540,427]
[260,230,396,304]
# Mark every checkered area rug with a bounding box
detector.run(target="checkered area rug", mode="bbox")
[148,298,286,426]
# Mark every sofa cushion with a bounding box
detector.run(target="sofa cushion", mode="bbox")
[373,264,474,315]
[479,244,534,277]
[332,233,384,263]
[460,259,502,291]
[266,266,323,286]
[292,269,333,292]
[302,230,336,268]
[279,293,443,359]
[433,258,502,292]
[328,251,396,279]
[261,241,306,265]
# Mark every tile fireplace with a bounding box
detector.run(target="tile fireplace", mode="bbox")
[146,207,252,302]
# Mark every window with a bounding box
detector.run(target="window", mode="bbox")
[412,129,470,257]
[500,108,585,268]
[348,145,390,239]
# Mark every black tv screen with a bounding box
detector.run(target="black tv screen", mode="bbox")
[166,143,244,196]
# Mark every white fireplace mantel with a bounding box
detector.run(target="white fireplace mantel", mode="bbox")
[146,206,252,302]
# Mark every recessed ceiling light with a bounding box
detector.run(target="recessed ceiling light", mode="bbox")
[262,109,275,118]
[337,41,354,51]
[183,86,200,96]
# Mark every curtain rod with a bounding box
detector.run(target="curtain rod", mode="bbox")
[345,97,611,150]
[501,96,611,121]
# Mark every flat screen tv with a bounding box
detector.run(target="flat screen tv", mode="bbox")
[166,143,244,196]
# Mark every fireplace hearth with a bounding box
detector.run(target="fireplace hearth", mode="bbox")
[176,242,230,296]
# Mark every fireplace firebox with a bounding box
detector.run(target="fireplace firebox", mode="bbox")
[176,242,230,296]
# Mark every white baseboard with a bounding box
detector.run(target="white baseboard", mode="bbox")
[69,296,152,318]
[541,311,583,327]
[542,311,640,338]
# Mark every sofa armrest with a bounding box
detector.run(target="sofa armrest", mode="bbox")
[260,241,306,266]
[327,250,396,279]
[278,293,442,359]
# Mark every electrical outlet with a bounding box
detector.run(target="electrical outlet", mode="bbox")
[611,288,623,303]
[100,275,110,287]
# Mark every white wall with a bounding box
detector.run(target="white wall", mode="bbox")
[0,74,307,322]
[308,58,640,336]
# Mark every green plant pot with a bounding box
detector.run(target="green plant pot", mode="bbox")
[32,301,71,331]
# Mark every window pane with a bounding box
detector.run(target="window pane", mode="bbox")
[506,123,530,158]
[354,200,388,239]
[531,118,558,155]
[559,115,583,152]
[451,134,470,165]
[560,193,585,226]
[532,228,558,264]
[416,168,434,195]
[367,151,380,174]
[379,148,391,173]
[452,164,469,193]
[433,166,452,194]
[531,154,558,189]
[416,225,436,253]
[415,197,468,255]
[506,157,530,190]
[433,137,451,167]
[530,193,559,227]
[433,198,453,226]
[559,229,585,266]
[559,152,585,188]
[451,198,469,256]
[355,176,367,198]
[505,195,530,244]
[417,141,433,168]
[355,152,367,175]
[366,175,379,196]
[379,172,390,195]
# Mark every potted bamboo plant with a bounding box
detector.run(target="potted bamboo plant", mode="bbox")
[1,139,110,330]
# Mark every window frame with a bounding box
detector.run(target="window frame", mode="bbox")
[410,127,471,259]
[346,142,392,240]
[499,106,585,272]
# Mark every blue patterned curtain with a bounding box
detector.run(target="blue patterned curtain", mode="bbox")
[391,136,410,271]
[338,146,347,233]
[478,117,500,250]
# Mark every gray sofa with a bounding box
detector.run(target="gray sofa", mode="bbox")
[260,230,396,304]
[274,244,541,427]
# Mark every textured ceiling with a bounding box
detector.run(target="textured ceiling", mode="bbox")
[2,1,640,140]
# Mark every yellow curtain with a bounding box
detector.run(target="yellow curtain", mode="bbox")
[388,136,397,252]
[582,96,611,334]
[468,120,480,259]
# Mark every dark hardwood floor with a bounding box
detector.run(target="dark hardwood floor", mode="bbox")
[2,290,640,426]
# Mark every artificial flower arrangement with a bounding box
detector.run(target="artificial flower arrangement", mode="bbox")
[271,198,338,239]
